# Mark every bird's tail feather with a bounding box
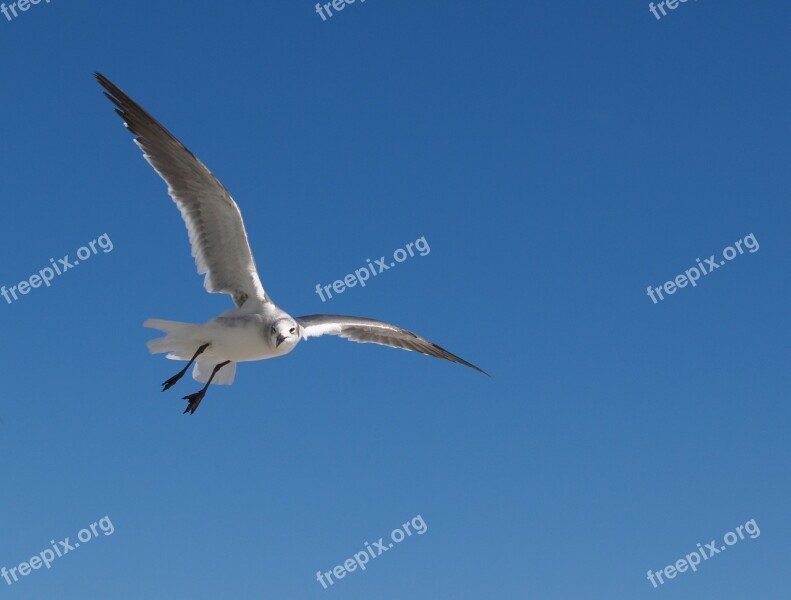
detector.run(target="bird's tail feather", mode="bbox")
[144,319,205,358]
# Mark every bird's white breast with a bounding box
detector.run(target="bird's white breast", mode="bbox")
[202,315,295,362]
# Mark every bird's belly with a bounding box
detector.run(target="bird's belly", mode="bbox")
[204,321,277,362]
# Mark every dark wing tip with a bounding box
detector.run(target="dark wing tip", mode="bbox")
[458,362,491,377]
[476,366,492,377]
[432,342,490,377]
[94,72,200,162]
[95,71,121,97]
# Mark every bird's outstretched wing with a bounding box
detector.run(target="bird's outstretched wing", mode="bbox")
[96,73,268,309]
[296,314,488,375]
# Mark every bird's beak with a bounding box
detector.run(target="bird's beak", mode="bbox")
[276,334,286,347]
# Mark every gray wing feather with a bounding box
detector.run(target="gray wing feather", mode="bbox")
[296,314,489,376]
[96,73,268,308]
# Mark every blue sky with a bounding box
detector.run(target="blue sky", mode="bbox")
[0,1,789,598]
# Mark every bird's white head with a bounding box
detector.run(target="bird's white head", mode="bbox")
[270,317,300,350]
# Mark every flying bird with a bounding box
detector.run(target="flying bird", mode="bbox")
[96,73,488,415]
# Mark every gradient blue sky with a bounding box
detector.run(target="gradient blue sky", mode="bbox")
[0,1,789,598]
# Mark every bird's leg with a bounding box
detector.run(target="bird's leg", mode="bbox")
[161,343,210,392]
[182,360,231,415]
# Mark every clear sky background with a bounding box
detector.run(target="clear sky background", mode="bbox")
[0,1,788,598]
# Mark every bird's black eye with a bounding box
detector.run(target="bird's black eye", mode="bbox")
[290,327,296,334]
[271,326,276,334]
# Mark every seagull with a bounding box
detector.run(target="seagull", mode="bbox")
[96,73,488,415]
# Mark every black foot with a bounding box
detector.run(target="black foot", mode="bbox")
[179,359,230,415]
[182,389,207,415]
[162,369,187,392]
